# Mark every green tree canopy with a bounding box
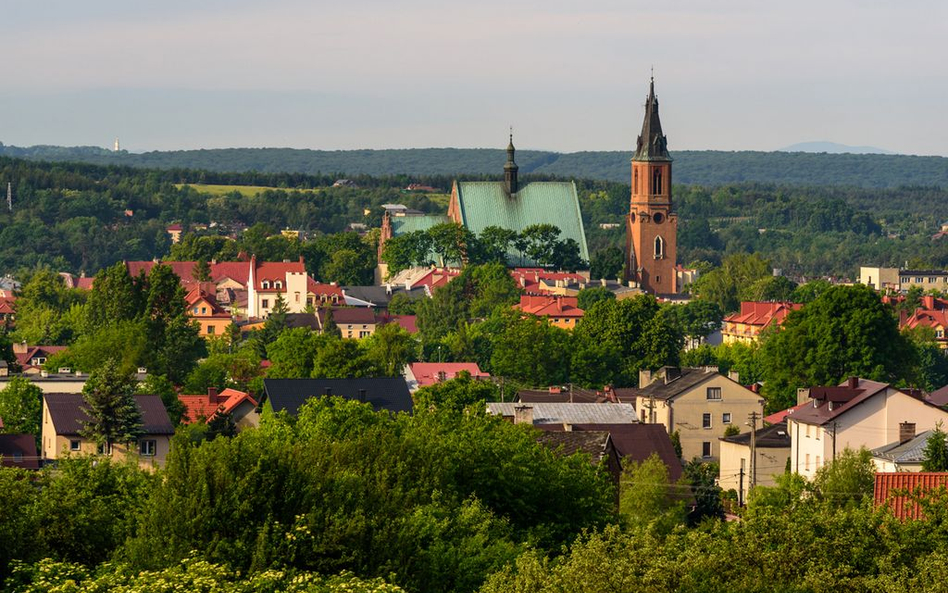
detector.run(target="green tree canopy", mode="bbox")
[80,358,144,448]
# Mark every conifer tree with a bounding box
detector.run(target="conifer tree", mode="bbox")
[80,358,143,450]
[922,423,948,472]
[192,260,212,282]
[321,307,341,338]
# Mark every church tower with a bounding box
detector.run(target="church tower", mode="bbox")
[625,77,677,294]
[504,132,519,194]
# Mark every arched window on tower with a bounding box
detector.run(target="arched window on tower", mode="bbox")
[634,169,639,194]
[654,236,665,259]
[652,167,663,194]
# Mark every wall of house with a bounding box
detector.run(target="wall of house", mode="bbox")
[859,266,899,291]
[197,317,231,337]
[44,431,171,469]
[3,378,87,394]
[341,322,377,339]
[791,388,948,479]
[639,375,764,462]
[719,440,790,504]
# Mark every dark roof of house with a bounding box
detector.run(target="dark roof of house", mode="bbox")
[263,378,413,415]
[928,384,948,407]
[536,430,612,465]
[789,378,910,427]
[319,307,377,325]
[43,393,174,436]
[537,422,683,482]
[285,313,321,330]
[342,285,429,308]
[720,420,791,448]
[632,367,726,401]
[0,434,39,470]
[518,387,606,404]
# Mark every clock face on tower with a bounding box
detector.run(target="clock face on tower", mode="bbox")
[653,212,664,224]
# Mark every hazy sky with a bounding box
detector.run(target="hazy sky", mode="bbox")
[2,0,946,154]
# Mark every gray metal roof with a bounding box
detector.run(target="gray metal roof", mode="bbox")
[487,402,637,425]
[871,430,934,464]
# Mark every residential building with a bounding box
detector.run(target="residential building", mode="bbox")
[166,223,183,244]
[13,343,68,373]
[722,301,802,345]
[0,434,39,469]
[626,78,678,295]
[518,385,618,404]
[179,387,259,429]
[631,366,765,462]
[515,295,584,329]
[536,430,623,489]
[261,377,414,419]
[185,288,232,337]
[0,368,148,394]
[487,402,638,426]
[859,266,900,291]
[320,307,378,338]
[404,362,489,391]
[41,393,174,469]
[787,378,948,480]
[898,270,948,292]
[871,426,932,473]
[874,472,948,520]
[901,295,948,348]
[719,420,791,505]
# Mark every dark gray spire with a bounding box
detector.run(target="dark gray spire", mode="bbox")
[504,130,519,194]
[633,77,672,162]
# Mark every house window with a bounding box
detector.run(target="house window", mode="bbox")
[262,281,271,289]
[641,409,647,422]
[815,427,820,440]
[723,413,732,424]
[275,281,283,290]
[140,439,157,456]
[295,292,300,303]
[938,329,945,339]
[207,325,216,335]
[706,387,722,400]
[201,307,207,314]
[69,439,81,452]
[97,442,112,456]
[359,331,371,338]
[32,357,46,366]
[262,299,269,309]
[806,424,811,438]
[916,277,924,283]
[654,236,665,259]
[815,455,821,468]
[702,442,712,458]
[634,169,639,193]
[702,413,712,429]
[12,452,22,462]
[805,453,810,471]
[192,307,199,314]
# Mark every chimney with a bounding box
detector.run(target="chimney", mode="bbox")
[750,383,760,393]
[562,422,572,432]
[923,295,935,310]
[208,387,219,401]
[728,370,740,383]
[513,405,534,425]
[797,388,811,406]
[899,422,916,443]
[325,387,332,396]
[848,377,859,389]
[639,369,653,387]
[13,341,27,355]
[359,389,366,403]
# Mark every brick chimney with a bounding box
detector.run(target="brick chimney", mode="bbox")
[12,341,27,355]
[848,377,859,389]
[207,387,219,402]
[728,370,740,383]
[639,369,653,388]
[899,422,916,443]
[513,405,534,425]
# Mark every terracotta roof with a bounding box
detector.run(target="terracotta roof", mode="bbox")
[307,277,344,298]
[763,401,809,425]
[515,295,584,318]
[125,260,251,287]
[408,363,488,388]
[184,288,230,318]
[179,388,255,424]
[874,472,948,520]
[724,301,801,328]
[15,345,68,369]
[904,309,948,331]
[382,314,417,334]
[0,434,39,469]
[252,258,306,291]
[44,393,174,436]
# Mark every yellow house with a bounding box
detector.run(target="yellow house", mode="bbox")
[722,301,801,345]
[718,421,791,505]
[631,367,765,462]
[514,295,584,330]
[322,307,379,339]
[41,393,174,469]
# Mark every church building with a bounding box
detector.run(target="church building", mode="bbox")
[625,78,678,294]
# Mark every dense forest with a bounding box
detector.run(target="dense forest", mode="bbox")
[3,155,948,278]
[3,142,948,188]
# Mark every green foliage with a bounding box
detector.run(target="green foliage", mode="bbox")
[690,254,771,314]
[0,377,42,442]
[11,268,86,345]
[489,310,571,386]
[619,453,687,533]
[80,359,143,448]
[386,293,418,315]
[682,460,724,524]
[575,286,615,311]
[811,447,875,509]
[137,373,184,426]
[922,423,948,472]
[311,338,380,378]
[413,372,499,412]
[266,328,324,379]
[759,284,915,411]
[364,323,417,376]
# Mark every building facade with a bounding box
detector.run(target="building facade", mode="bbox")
[626,78,678,295]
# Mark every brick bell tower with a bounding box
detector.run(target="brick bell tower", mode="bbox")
[625,76,677,294]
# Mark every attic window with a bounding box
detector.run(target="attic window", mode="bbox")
[262,281,271,289]
[275,281,283,290]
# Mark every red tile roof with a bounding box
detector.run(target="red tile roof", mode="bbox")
[252,258,306,291]
[184,288,230,318]
[510,268,586,292]
[179,388,257,424]
[408,362,489,387]
[125,261,251,288]
[874,472,948,520]
[724,301,801,328]
[307,277,344,299]
[386,314,417,334]
[15,345,68,370]
[904,309,948,331]
[763,401,810,425]
[515,295,584,318]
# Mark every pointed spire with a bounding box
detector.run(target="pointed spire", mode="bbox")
[633,75,671,162]
[504,128,519,195]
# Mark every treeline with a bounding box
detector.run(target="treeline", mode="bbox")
[4,143,948,188]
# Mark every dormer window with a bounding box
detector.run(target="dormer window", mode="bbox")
[262,281,271,289]
[274,281,283,290]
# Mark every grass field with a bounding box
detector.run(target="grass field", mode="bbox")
[175,183,286,197]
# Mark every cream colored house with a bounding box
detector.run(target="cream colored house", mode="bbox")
[719,420,791,505]
[42,393,174,469]
[631,367,765,462]
[787,378,948,480]
[859,266,900,291]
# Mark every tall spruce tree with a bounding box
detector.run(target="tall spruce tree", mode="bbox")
[922,423,948,472]
[80,358,143,450]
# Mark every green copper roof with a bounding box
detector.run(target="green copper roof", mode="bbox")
[456,181,589,263]
[390,214,450,236]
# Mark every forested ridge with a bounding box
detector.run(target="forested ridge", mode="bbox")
[4,155,948,278]
[3,142,948,188]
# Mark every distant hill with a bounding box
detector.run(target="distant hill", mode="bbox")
[1,143,946,188]
[779,141,895,155]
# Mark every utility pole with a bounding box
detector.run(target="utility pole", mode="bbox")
[738,461,745,507]
[647,393,656,424]
[748,411,759,489]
